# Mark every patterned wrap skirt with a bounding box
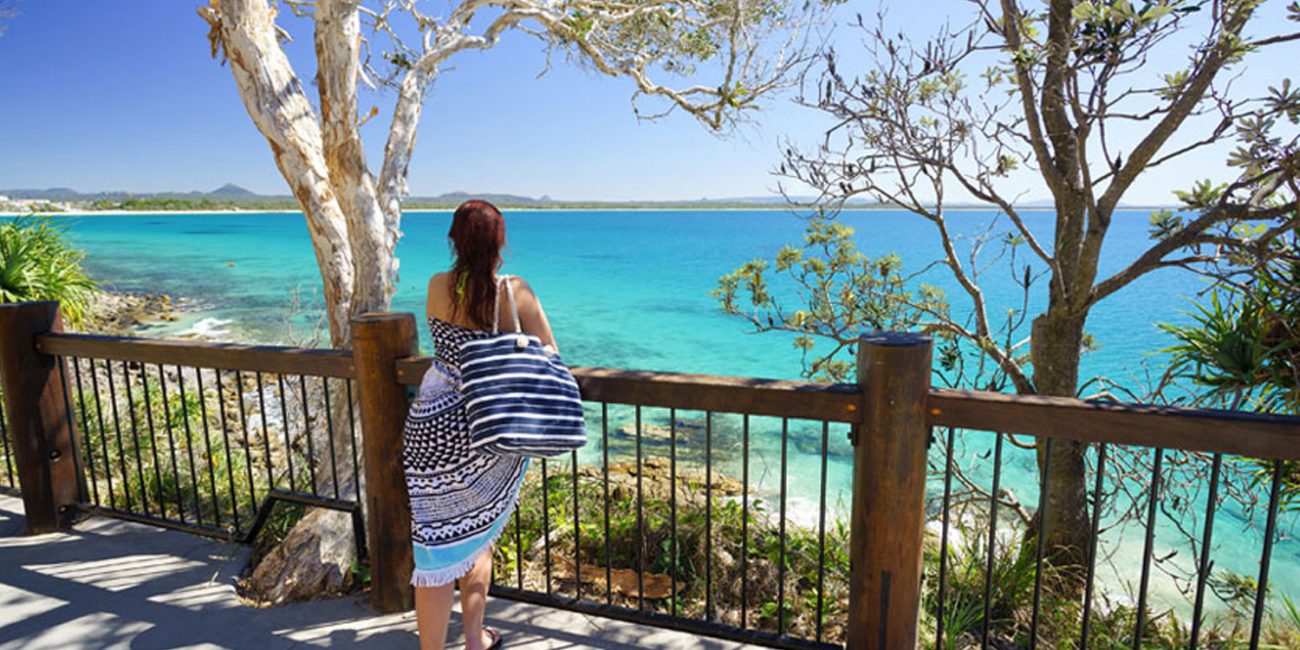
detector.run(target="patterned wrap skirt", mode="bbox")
[403,362,529,587]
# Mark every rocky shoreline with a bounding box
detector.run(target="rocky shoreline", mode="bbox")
[81,290,186,336]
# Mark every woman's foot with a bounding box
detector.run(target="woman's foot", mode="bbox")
[468,627,502,650]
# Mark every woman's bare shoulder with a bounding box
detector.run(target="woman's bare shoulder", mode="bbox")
[506,275,539,305]
[426,273,452,316]
[507,274,534,294]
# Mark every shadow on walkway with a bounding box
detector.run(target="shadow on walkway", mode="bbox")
[0,496,745,649]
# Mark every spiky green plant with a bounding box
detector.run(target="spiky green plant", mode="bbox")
[0,216,96,327]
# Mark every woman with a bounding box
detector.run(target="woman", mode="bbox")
[404,200,557,650]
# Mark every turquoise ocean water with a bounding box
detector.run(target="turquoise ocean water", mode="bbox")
[50,209,1297,612]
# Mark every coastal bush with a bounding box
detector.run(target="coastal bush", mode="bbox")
[496,458,851,640]
[1163,242,1300,510]
[0,216,96,327]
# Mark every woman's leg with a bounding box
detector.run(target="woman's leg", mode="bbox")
[414,583,456,650]
[459,549,495,650]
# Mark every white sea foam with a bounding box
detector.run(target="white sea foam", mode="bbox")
[178,317,234,340]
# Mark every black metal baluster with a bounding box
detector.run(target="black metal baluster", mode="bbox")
[542,457,552,595]
[980,432,1005,650]
[1189,452,1223,649]
[936,427,956,648]
[119,361,153,516]
[135,364,168,518]
[1248,460,1284,650]
[277,374,296,493]
[634,405,644,608]
[89,359,117,509]
[104,360,134,512]
[55,357,86,503]
[298,375,318,494]
[179,366,215,527]
[741,414,749,630]
[154,365,187,523]
[514,497,524,590]
[670,409,678,617]
[212,369,242,530]
[777,418,789,637]
[71,359,100,506]
[233,371,258,513]
[345,380,361,500]
[1029,438,1054,649]
[815,421,829,643]
[571,448,581,600]
[705,411,714,622]
[1133,447,1165,649]
[255,372,275,490]
[321,377,341,500]
[602,403,611,606]
[138,364,176,520]
[0,397,11,489]
[1080,443,1108,648]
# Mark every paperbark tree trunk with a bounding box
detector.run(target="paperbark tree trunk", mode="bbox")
[315,0,397,318]
[203,0,370,603]
[203,0,356,345]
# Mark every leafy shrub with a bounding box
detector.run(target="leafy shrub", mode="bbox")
[0,216,96,327]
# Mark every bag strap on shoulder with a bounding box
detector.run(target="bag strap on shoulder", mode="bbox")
[491,274,522,335]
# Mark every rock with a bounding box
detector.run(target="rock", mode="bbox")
[83,290,188,336]
[578,454,743,504]
[615,418,708,443]
[715,547,735,570]
[241,508,356,605]
[616,422,673,441]
[551,556,683,600]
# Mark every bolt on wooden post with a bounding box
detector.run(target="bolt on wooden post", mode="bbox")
[0,301,82,533]
[352,312,418,613]
[847,332,932,650]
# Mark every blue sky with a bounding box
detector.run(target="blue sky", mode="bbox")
[0,1,1293,202]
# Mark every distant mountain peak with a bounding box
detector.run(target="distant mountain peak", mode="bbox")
[210,183,256,196]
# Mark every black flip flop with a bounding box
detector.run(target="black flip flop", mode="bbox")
[484,627,505,650]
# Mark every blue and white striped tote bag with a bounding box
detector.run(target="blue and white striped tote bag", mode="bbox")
[458,276,587,458]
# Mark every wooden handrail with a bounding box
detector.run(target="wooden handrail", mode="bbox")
[27,332,1300,459]
[928,389,1300,461]
[35,332,356,378]
[394,356,863,423]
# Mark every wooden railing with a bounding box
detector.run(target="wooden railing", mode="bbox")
[1,301,1299,650]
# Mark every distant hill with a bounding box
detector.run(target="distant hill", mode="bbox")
[3,184,1172,212]
[4,184,996,211]
[208,183,262,198]
[2,184,293,204]
[420,190,542,205]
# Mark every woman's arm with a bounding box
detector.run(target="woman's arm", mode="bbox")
[511,277,559,353]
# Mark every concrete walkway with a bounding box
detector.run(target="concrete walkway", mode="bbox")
[0,495,752,649]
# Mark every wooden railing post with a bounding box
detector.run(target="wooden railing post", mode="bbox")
[0,301,81,533]
[848,332,932,649]
[352,312,418,613]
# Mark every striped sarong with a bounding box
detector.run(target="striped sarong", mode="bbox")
[403,362,528,587]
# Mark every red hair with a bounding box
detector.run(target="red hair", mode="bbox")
[448,200,506,330]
